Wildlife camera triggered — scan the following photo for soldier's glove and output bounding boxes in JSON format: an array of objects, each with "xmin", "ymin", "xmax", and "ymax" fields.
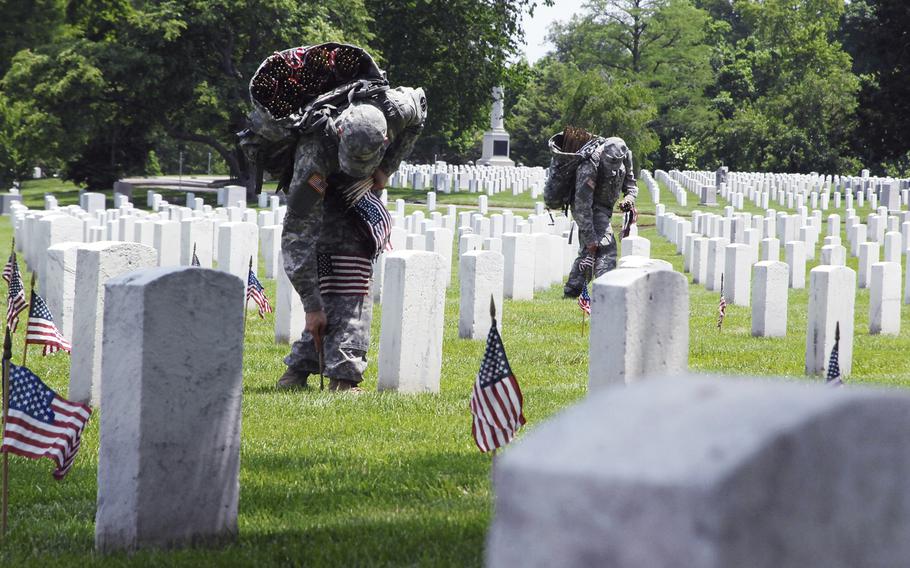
[{"xmin": 619, "ymin": 195, "xmax": 635, "ymax": 212}]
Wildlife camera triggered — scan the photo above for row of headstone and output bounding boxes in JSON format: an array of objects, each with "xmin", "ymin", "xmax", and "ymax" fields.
[
  {"xmin": 648, "ymin": 173, "xmax": 909, "ymax": 379},
  {"xmin": 389, "ymin": 161, "xmax": 546, "ymax": 197}
]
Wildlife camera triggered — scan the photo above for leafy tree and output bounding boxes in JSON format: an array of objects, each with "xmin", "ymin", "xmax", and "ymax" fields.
[
  {"xmin": 545, "ymin": 0, "xmax": 714, "ymax": 166},
  {"xmin": 365, "ymin": 0, "xmax": 540, "ymax": 162},
  {"xmin": 704, "ymin": 0, "xmax": 859, "ymax": 172},
  {"xmin": 3, "ymin": 0, "xmax": 375, "ymax": 189},
  {"xmin": 841, "ymin": 0, "xmax": 910, "ymax": 171},
  {"xmin": 0, "ymin": 0, "xmax": 66, "ymax": 77}
]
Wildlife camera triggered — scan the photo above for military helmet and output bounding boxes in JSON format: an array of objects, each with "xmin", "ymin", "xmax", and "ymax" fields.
[
  {"xmin": 600, "ymin": 137, "xmax": 629, "ymax": 165},
  {"xmin": 336, "ymin": 102, "xmax": 389, "ymax": 178}
]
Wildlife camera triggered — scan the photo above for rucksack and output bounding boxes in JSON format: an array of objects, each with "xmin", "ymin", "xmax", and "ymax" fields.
[
  {"xmin": 238, "ymin": 43, "xmax": 389, "ymax": 194},
  {"xmin": 543, "ymin": 132, "xmax": 605, "ymax": 213}
]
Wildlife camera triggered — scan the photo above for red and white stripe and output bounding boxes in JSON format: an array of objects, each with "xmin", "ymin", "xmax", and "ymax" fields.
[
  {"xmin": 319, "ymin": 255, "xmax": 372, "ymax": 295},
  {"xmin": 470, "ymin": 374, "xmax": 526, "ymax": 453},
  {"xmin": 26, "ymin": 317, "xmax": 71, "ymax": 355},
  {"xmin": 3, "ymin": 396, "xmax": 91, "ymax": 479}
]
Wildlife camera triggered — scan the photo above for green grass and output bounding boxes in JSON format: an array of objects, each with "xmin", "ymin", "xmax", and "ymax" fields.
[{"xmin": 1, "ymin": 178, "xmax": 908, "ymax": 566}]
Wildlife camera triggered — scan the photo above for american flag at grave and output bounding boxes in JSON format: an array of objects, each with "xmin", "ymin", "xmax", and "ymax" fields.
[{"xmin": 25, "ymin": 292, "xmax": 71, "ymax": 355}]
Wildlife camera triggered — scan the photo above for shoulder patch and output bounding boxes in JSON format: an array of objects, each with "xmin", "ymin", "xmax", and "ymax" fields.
[{"xmin": 308, "ymin": 173, "xmax": 327, "ymax": 196}]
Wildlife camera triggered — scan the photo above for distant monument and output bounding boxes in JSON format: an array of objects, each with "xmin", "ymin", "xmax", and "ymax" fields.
[{"xmin": 477, "ymin": 87, "xmax": 514, "ymax": 167}]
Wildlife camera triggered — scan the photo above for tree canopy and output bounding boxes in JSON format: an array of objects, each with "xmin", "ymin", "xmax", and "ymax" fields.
[{"xmin": 0, "ymin": 0, "xmax": 908, "ymax": 185}]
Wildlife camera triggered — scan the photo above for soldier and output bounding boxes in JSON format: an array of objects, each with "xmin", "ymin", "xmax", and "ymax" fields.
[
  {"xmin": 563, "ymin": 136, "xmax": 638, "ymax": 297},
  {"xmin": 277, "ymin": 86, "xmax": 426, "ymax": 391}
]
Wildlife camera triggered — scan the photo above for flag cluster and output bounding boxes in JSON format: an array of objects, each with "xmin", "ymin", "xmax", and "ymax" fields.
[
  {"xmin": 578, "ymin": 282, "xmax": 591, "ymax": 316},
  {"xmin": 470, "ymin": 323, "xmax": 526, "ymax": 452},
  {"xmin": 352, "ymin": 190, "xmax": 393, "ymax": 258},
  {"xmin": 26, "ymin": 293, "xmax": 71, "ymax": 355},
  {"xmin": 2, "ymin": 365, "xmax": 92, "ymax": 479},
  {"xmin": 4, "ymin": 252, "xmax": 27, "ymax": 332},
  {"xmin": 247, "ymin": 267, "xmax": 273, "ymax": 318}
]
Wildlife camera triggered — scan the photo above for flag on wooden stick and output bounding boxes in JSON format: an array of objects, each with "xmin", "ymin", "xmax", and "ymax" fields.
[
  {"xmin": 1, "ymin": 364, "xmax": 91, "ymax": 479},
  {"xmin": 247, "ymin": 260, "xmax": 273, "ymax": 318},
  {"xmin": 4, "ymin": 254, "xmax": 27, "ymax": 332},
  {"xmin": 826, "ymin": 322, "xmax": 843, "ymax": 387},
  {"xmin": 717, "ymin": 274, "xmax": 727, "ymax": 331},
  {"xmin": 25, "ymin": 293, "xmax": 71, "ymax": 355},
  {"xmin": 470, "ymin": 298, "xmax": 526, "ymax": 453},
  {"xmin": 577, "ymin": 281, "xmax": 591, "ymax": 316}
]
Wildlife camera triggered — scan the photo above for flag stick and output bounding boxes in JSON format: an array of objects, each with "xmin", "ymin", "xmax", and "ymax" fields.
[
  {"xmin": 243, "ymin": 256, "xmax": 252, "ymax": 330},
  {"xmin": 315, "ymin": 334, "xmax": 325, "ymax": 391},
  {"xmin": 20, "ymin": 272, "xmax": 35, "ymax": 368},
  {"xmin": 1, "ymin": 325, "xmax": 12, "ymax": 539}
]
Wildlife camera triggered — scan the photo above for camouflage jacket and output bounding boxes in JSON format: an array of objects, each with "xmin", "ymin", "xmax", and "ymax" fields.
[
  {"xmin": 573, "ymin": 145, "xmax": 638, "ymax": 246},
  {"xmin": 285, "ymin": 88, "xmax": 425, "ymax": 312}
]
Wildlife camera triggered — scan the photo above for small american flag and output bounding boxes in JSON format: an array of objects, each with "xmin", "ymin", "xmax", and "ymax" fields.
[
  {"xmin": 191, "ymin": 243, "xmax": 201, "ymax": 267},
  {"xmin": 621, "ymin": 205, "xmax": 637, "ymax": 238},
  {"xmin": 826, "ymin": 322, "xmax": 843, "ymax": 387},
  {"xmin": 318, "ymin": 254, "xmax": 372, "ymax": 296},
  {"xmin": 470, "ymin": 319, "xmax": 526, "ymax": 453},
  {"xmin": 578, "ymin": 281, "xmax": 591, "ymax": 315},
  {"xmin": 6, "ymin": 254, "xmax": 27, "ymax": 332},
  {"xmin": 717, "ymin": 274, "xmax": 727, "ymax": 331},
  {"xmin": 2, "ymin": 364, "xmax": 92, "ymax": 479},
  {"xmin": 26, "ymin": 292, "xmax": 71, "ymax": 355},
  {"xmin": 579, "ymin": 254, "xmax": 595, "ymax": 271},
  {"xmin": 2, "ymin": 251, "xmax": 15, "ymax": 283},
  {"xmin": 247, "ymin": 266, "xmax": 273, "ymax": 318},
  {"xmin": 352, "ymin": 190, "xmax": 393, "ymax": 258}
]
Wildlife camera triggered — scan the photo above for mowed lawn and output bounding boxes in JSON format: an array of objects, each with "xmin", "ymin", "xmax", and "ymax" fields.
[{"xmin": 0, "ymin": 178, "xmax": 908, "ymax": 566}]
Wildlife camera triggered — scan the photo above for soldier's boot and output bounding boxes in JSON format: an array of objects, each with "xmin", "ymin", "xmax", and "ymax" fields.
[
  {"xmin": 328, "ymin": 378, "xmax": 364, "ymax": 394},
  {"xmin": 277, "ymin": 367, "xmax": 309, "ymax": 390}
]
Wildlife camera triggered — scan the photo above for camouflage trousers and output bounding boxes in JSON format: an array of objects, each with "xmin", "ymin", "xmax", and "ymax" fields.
[
  {"xmin": 564, "ymin": 231, "xmax": 617, "ymax": 296},
  {"xmin": 284, "ymin": 293, "xmax": 373, "ymax": 384}
]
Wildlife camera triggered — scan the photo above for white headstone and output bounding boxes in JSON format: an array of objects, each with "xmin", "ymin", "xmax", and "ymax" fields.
[
  {"xmin": 806, "ymin": 265, "xmax": 855, "ymax": 377},
  {"xmin": 217, "ymin": 222, "xmax": 258, "ymax": 282},
  {"xmin": 96, "ymin": 267, "xmax": 243, "ymax": 552},
  {"xmin": 377, "ymin": 251, "xmax": 446, "ymax": 393},
  {"xmin": 458, "ymin": 251, "xmax": 504, "ymax": 340},
  {"xmin": 69, "ymin": 242, "xmax": 157, "ymax": 405},
  {"xmin": 274, "ymin": 252, "xmax": 305, "ymax": 344},
  {"xmin": 589, "ymin": 268, "xmax": 688, "ymax": 391},
  {"xmin": 502, "ymin": 233, "xmax": 535, "ymax": 300},
  {"xmin": 180, "ymin": 218, "xmax": 213, "ymax": 268},
  {"xmin": 869, "ymin": 262, "xmax": 901, "ymax": 335},
  {"xmin": 785, "ymin": 240, "xmax": 806, "ymax": 289},
  {"xmin": 259, "ymin": 225, "xmax": 281, "ymax": 279},
  {"xmin": 751, "ymin": 261, "xmax": 788, "ymax": 337},
  {"xmin": 152, "ymin": 220, "xmax": 181, "ymax": 267},
  {"xmin": 488, "ymin": 374, "xmax": 910, "ymax": 568}
]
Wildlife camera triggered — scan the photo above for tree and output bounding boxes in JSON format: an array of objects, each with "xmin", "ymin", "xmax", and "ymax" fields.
[
  {"xmin": 840, "ymin": 0, "xmax": 910, "ymax": 172},
  {"xmin": 703, "ymin": 0, "xmax": 860, "ymax": 172},
  {"xmin": 365, "ymin": 0, "xmax": 539, "ymax": 162},
  {"xmin": 2, "ymin": 0, "xmax": 375, "ymax": 189},
  {"xmin": 545, "ymin": 0, "xmax": 714, "ymax": 166}
]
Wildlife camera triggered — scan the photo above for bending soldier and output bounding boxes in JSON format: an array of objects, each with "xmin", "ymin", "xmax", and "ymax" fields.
[
  {"xmin": 563, "ymin": 136, "xmax": 637, "ymax": 297},
  {"xmin": 277, "ymin": 87, "xmax": 426, "ymax": 391}
]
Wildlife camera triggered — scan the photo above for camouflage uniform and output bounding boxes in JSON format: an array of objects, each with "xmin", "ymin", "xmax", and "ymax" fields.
[
  {"xmin": 282, "ymin": 88, "xmax": 425, "ymax": 384},
  {"xmin": 564, "ymin": 138, "xmax": 638, "ymax": 296}
]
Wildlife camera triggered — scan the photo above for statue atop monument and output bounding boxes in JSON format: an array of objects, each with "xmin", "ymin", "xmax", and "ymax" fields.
[
  {"xmin": 491, "ymin": 86, "xmax": 505, "ymax": 131},
  {"xmin": 477, "ymin": 86, "xmax": 514, "ymax": 167}
]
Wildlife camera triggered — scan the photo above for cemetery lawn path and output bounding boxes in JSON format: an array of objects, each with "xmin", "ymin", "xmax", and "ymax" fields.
[{"xmin": 1, "ymin": 178, "xmax": 907, "ymax": 566}]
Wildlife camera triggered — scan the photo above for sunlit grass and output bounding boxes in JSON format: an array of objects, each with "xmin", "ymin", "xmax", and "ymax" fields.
[{"xmin": 0, "ymin": 178, "xmax": 907, "ymax": 565}]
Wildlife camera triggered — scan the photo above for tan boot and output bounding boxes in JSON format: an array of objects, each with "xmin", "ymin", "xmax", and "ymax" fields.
[
  {"xmin": 328, "ymin": 378, "xmax": 364, "ymax": 394},
  {"xmin": 277, "ymin": 367, "xmax": 309, "ymax": 390}
]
